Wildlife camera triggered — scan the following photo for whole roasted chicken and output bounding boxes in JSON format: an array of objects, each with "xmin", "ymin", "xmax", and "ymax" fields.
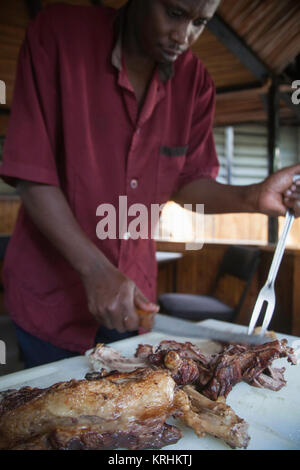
[
  {"xmin": 0, "ymin": 368, "xmax": 180, "ymax": 450},
  {"xmin": 0, "ymin": 337, "xmax": 296, "ymax": 450},
  {"xmin": 0, "ymin": 367, "xmax": 249, "ymax": 450}
]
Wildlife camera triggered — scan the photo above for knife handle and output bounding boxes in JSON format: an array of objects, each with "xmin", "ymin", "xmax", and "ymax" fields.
[{"xmin": 136, "ymin": 308, "xmax": 156, "ymax": 330}]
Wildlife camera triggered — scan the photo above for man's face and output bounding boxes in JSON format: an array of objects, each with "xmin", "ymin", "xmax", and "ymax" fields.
[{"xmin": 132, "ymin": 0, "xmax": 220, "ymax": 64}]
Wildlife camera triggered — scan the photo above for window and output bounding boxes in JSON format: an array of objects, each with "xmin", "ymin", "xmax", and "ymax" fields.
[{"xmin": 157, "ymin": 124, "xmax": 300, "ymax": 248}]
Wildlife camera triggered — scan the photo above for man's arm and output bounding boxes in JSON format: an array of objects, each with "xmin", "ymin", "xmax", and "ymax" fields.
[
  {"xmin": 172, "ymin": 178, "xmax": 259, "ymax": 214},
  {"xmin": 173, "ymin": 164, "xmax": 300, "ymax": 217},
  {"xmin": 17, "ymin": 181, "xmax": 158, "ymax": 332}
]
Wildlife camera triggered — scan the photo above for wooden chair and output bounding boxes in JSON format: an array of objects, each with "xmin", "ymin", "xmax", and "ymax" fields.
[{"xmin": 158, "ymin": 245, "xmax": 261, "ymax": 323}]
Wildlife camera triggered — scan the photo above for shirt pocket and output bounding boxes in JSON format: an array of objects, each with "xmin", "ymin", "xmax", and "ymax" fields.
[{"xmin": 157, "ymin": 145, "xmax": 188, "ymax": 203}]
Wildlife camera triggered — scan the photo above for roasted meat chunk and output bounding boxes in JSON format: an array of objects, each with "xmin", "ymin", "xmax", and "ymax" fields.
[
  {"xmin": 0, "ymin": 368, "xmax": 183, "ymax": 450},
  {"xmin": 200, "ymin": 340, "xmax": 296, "ymax": 400},
  {"xmin": 89, "ymin": 338, "xmax": 296, "ymax": 400},
  {"xmin": 0, "ymin": 366, "xmax": 250, "ymax": 450},
  {"xmin": 182, "ymin": 385, "xmax": 250, "ymax": 449}
]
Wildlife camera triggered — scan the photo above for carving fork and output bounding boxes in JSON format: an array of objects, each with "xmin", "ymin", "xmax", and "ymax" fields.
[{"xmin": 248, "ymin": 175, "xmax": 300, "ymax": 336}]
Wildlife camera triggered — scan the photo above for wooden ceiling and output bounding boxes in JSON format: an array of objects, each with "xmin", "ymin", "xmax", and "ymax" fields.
[
  {"xmin": 219, "ymin": 0, "xmax": 300, "ymax": 74},
  {"xmin": 0, "ymin": 0, "xmax": 299, "ymax": 133}
]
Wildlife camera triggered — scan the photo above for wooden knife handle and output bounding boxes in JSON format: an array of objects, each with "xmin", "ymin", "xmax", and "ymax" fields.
[{"xmin": 136, "ymin": 308, "xmax": 156, "ymax": 330}]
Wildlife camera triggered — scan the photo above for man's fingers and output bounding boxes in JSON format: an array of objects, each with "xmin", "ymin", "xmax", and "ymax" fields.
[
  {"xmin": 283, "ymin": 196, "xmax": 300, "ymax": 218},
  {"xmin": 284, "ymin": 179, "xmax": 300, "ymax": 217},
  {"xmin": 90, "ymin": 279, "xmax": 158, "ymax": 333},
  {"xmin": 134, "ymin": 288, "xmax": 159, "ymax": 331},
  {"xmin": 121, "ymin": 306, "xmax": 139, "ymax": 331},
  {"xmin": 110, "ymin": 305, "xmax": 133, "ymax": 333},
  {"xmin": 113, "ymin": 295, "xmax": 139, "ymax": 332},
  {"xmin": 134, "ymin": 288, "xmax": 160, "ymax": 312},
  {"xmin": 294, "ymin": 201, "xmax": 300, "ymax": 218},
  {"xmin": 123, "ymin": 313, "xmax": 139, "ymax": 332}
]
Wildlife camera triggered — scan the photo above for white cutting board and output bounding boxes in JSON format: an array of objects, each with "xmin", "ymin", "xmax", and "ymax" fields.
[{"xmin": 0, "ymin": 319, "xmax": 299, "ymax": 451}]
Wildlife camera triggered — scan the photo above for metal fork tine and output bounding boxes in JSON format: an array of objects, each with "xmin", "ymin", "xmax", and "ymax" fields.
[
  {"xmin": 248, "ymin": 289, "xmax": 267, "ymax": 335},
  {"xmin": 248, "ymin": 214, "xmax": 295, "ymax": 336},
  {"xmin": 260, "ymin": 296, "xmax": 276, "ymax": 336},
  {"xmin": 248, "ymin": 282, "xmax": 276, "ymax": 336},
  {"xmin": 247, "ymin": 174, "xmax": 300, "ymax": 337}
]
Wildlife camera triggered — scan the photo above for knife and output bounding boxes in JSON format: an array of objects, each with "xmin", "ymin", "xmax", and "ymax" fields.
[{"xmin": 152, "ymin": 313, "xmax": 274, "ymax": 346}]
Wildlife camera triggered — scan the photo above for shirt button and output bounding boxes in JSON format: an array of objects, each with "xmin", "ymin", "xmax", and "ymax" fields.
[
  {"xmin": 123, "ymin": 232, "xmax": 131, "ymax": 240},
  {"xmin": 130, "ymin": 178, "xmax": 138, "ymax": 189}
]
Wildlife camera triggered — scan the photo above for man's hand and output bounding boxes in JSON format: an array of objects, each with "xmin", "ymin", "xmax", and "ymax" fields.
[
  {"xmin": 283, "ymin": 177, "xmax": 300, "ymax": 217},
  {"xmin": 17, "ymin": 182, "xmax": 159, "ymax": 334},
  {"xmin": 255, "ymin": 164, "xmax": 300, "ymax": 217},
  {"xmin": 173, "ymin": 164, "xmax": 300, "ymax": 218},
  {"xmin": 81, "ymin": 262, "xmax": 159, "ymax": 333}
]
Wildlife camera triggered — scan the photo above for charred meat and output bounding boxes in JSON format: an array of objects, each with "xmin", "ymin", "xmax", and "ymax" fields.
[{"xmin": 90, "ymin": 339, "xmax": 296, "ymax": 399}]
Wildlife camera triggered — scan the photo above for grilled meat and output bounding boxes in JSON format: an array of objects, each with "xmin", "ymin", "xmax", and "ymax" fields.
[
  {"xmin": 1, "ymin": 337, "xmax": 295, "ymax": 450},
  {"xmin": 200, "ymin": 340, "xmax": 296, "ymax": 400},
  {"xmin": 182, "ymin": 385, "xmax": 250, "ymax": 449},
  {"xmin": 0, "ymin": 368, "xmax": 182, "ymax": 450},
  {"xmin": 90, "ymin": 339, "xmax": 296, "ymax": 399},
  {"xmin": 0, "ymin": 365, "xmax": 250, "ymax": 450}
]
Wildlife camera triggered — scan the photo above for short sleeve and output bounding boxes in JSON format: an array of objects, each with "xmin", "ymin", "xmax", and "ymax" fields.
[
  {"xmin": 0, "ymin": 8, "xmax": 61, "ymax": 187},
  {"xmin": 175, "ymin": 68, "xmax": 219, "ymax": 192}
]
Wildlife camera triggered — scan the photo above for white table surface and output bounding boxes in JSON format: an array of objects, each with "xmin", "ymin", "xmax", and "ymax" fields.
[
  {"xmin": 155, "ymin": 251, "xmax": 183, "ymax": 263},
  {"xmin": 0, "ymin": 317, "xmax": 299, "ymax": 451}
]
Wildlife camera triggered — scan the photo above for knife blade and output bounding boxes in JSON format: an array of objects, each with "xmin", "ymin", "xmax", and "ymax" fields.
[{"xmin": 152, "ymin": 314, "xmax": 274, "ymax": 346}]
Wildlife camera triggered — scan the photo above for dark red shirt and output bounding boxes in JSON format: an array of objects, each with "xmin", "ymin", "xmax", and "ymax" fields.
[{"xmin": 0, "ymin": 4, "xmax": 219, "ymax": 353}]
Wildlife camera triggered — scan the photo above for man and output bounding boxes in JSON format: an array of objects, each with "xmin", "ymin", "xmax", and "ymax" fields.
[{"xmin": 1, "ymin": 0, "xmax": 300, "ymax": 367}]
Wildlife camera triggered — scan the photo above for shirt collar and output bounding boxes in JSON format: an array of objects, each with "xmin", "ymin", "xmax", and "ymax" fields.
[{"xmin": 111, "ymin": 5, "xmax": 174, "ymax": 83}]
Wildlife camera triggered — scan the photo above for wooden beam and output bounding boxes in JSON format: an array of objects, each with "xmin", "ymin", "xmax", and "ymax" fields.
[
  {"xmin": 216, "ymin": 82, "xmax": 264, "ymax": 95},
  {"xmin": 217, "ymin": 84, "xmax": 269, "ymax": 101},
  {"xmin": 216, "ymin": 82, "xmax": 299, "ymax": 124},
  {"xmin": 207, "ymin": 14, "xmax": 271, "ymax": 81},
  {"xmin": 208, "ymin": 15, "xmax": 300, "ymax": 124}
]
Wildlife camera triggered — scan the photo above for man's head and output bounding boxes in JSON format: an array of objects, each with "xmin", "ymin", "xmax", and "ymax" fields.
[{"xmin": 127, "ymin": 0, "xmax": 220, "ymax": 64}]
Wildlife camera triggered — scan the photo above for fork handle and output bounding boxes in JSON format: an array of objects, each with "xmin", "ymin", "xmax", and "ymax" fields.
[
  {"xmin": 267, "ymin": 209, "xmax": 294, "ymax": 285},
  {"xmin": 266, "ymin": 173, "xmax": 300, "ymax": 284}
]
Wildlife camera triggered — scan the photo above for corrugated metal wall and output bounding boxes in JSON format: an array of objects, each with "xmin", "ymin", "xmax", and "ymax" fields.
[{"xmin": 215, "ymin": 124, "xmax": 300, "ymax": 185}]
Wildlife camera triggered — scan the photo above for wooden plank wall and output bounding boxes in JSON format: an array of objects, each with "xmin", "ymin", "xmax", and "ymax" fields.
[
  {"xmin": 2, "ymin": 200, "xmax": 300, "ymax": 245},
  {"xmin": 0, "ymin": 196, "xmax": 20, "ymax": 234}
]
